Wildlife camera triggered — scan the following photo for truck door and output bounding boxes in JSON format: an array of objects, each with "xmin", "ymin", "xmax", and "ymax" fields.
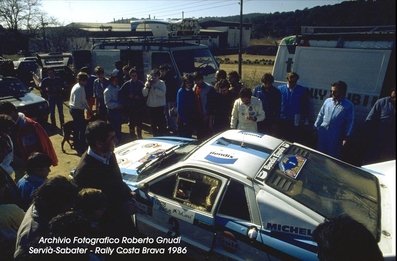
[{"xmin": 293, "ymin": 47, "xmax": 392, "ymax": 122}]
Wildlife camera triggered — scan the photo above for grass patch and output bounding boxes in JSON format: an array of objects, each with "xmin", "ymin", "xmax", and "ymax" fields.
[{"xmin": 217, "ymin": 54, "xmax": 275, "ymax": 88}]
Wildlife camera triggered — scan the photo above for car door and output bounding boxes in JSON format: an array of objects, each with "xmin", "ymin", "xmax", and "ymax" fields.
[
  {"xmin": 135, "ymin": 168, "xmax": 227, "ymax": 257},
  {"xmin": 212, "ymin": 179, "xmax": 270, "ymax": 261}
]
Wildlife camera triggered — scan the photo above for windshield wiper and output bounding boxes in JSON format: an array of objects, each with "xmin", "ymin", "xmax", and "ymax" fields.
[{"xmin": 137, "ymin": 145, "xmax": 181, "ymax": 174}]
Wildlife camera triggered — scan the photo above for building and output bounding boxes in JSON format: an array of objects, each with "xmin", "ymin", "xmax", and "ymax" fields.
[
  {"xmin": 33, "ymin": 20, "xmax": 252, "ymax": 53},
  {"xmin": 199, "ymin": 20, "xmax": 252, "ymax": 53}
]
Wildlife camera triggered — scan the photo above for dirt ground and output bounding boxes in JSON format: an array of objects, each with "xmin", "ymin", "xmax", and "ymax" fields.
[{"xmin": 44, "ymin": 100, "xmax": 153, "ymax": 178}]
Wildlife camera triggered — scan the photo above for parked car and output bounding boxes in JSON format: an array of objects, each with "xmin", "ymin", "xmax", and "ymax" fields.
[
  {"xmin": 0, "ymin": 56, "xmax": 15, "ymax": 76},
  {"xmin": 114, "ymin": 130, "xmax": 395, "ymax": 261},
  {"xmin": 0, "ymin": 76, "xmax": 49, "ymax": 123},
  {"xmin": 13, "ymin": 57, "xmax": 39, "ymax": 87},
  {"xmin": 33, "ymin": 52, "xmax": 75, "ymax": 99}
]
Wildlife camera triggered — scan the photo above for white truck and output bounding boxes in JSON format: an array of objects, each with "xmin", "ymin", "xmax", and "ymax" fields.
[
  {"xmin": 272, "ymin": 25, "xmax": 395, "ymax": 125},
  {"xmin": 72, "ymin": 35, "xmax": 219, "ymax": 84}
]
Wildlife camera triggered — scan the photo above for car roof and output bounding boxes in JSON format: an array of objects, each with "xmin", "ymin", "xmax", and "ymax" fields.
[{"xmin": 186, "ymin": 130, "xmax": 283, "ymax": 180}]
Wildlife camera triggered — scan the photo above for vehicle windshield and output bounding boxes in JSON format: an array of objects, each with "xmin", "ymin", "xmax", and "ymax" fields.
[
  {"xmin": 122, "ymin": 142, "xmax": 199, "ymax": 183},
  {"xmin": 264, "ymin": 144, "xmax": 380, "ymax": 240},
  {"xmin": 18, "ymin": 61, "xmax": 38, "ymax": 72},
  {"xmin": 0, "ymin": 78, "xmax": 29, "ymax": 97},
  {"xmin": 173, "ymin": 48, "xmax": 217, "ymax": 76}
]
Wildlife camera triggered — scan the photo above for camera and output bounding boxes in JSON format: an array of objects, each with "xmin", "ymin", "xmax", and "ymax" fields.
[{"xmin": 146, "ymin": 74, "xmax": 153, "ymax": 82}]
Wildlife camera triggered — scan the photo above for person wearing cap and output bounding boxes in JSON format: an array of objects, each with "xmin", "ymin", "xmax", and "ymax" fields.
[
  {"xmin": 104, "ymin": 72, "xmax": 122, "ymax": 143},
  {"xmin": 16, "ymin": 152, "xmax": 52, "ymax": 210},
  {"xmin": 143, "ymin": 69, "xmax": 167, "ymax": 136}
]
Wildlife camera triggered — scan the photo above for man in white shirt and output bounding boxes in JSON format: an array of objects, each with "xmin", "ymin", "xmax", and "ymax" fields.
[
  {"xmin": 104, "ymin": 73, "xmax": 122, "ymax": 143},
  {"xmin": 69, "ymin": 72, "xmax": 92, "ymax": 153},
  {"xmin": 142, "ymin": 69, "xmax": 167, "ymax": 136},
  {"xmin": 230, "ymin": 87, "xmax": 265, "ymax": 132}
]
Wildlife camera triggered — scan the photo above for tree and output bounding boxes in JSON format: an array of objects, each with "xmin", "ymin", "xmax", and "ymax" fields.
[{"xmin": 0, "ymin": 0, "xmax": 42, "ymax": 31}]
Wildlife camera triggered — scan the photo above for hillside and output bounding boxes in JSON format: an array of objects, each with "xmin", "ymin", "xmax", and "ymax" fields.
[
  {"xmin": 200, "ymin": 0, "xmax": 395, "ymax": 38},
  {"xmin": 115, "ymin": 0, "xmax": 395, "ymax": 38}
]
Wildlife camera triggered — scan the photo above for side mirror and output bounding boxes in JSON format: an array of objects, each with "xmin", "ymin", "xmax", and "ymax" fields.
[{"xmin": 247, "ymin": 226, "xmax": 258, "ymax": 241}]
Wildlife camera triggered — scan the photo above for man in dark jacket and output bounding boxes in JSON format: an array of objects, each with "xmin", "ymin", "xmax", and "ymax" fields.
[
  {"xmin": 73, "ymin": 120, "xmax": 135, "ymax": 236},
  {"xmin": 119, "ymin": 68, "xmax": 145, "ymax": 139}
]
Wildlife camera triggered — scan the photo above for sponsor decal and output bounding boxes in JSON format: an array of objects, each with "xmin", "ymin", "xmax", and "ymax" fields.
[
  {"xmin": 279, "ymin": 154, "xmax": 307, "ymax": 179},
  {"xmin": 205, "ymin": 151, "xmax": 238, "ymax": 164},
  {"xmin": 255, "ymin": 142, "xmax": 290, "ymax": 183},
  {"xmin": 266, "ymin": 223, "xmax": 312, "ymax": 236},
  {"xmin": 238, "ymin": 131, "xmax": 264, "ymax": 138},
  {"xmin": 154, "ymin": 200, "xmax": 195, "ymax": 224},
  {"xmin": 309, "ymin": 88, "xmax": 378, "ymax": 108},
  {"xmin": 143, "ymin": 143, "xmax": 161, "ymax": 149}
]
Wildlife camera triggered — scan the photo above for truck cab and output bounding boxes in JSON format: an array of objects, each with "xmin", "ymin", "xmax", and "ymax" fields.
[{"xmin": 73, "ymin": 36, "xmax": 219, "ymax": 85}]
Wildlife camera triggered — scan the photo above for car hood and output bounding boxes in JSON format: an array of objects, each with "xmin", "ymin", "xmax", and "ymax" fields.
[
  {"xmin": 115, "ymin": 136, "xmax": 194, "ymax": 187},
  {"xmin": 361, "ymin": 160, "xmax": 396, "ymax": 259},
  {"xmin": 1, "ymin": 91, "xmax": 47, "ymax": 107}
]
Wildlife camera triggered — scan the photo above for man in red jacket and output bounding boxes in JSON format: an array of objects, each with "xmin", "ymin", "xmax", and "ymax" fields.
[{"xmin": 0, "ymin": 102, "xmax": 58, "ymax": 180}]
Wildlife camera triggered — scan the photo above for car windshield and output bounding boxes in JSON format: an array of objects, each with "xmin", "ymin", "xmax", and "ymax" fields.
[
  {"xmin": 18, "ymin": 61, "xmax": 38, "ymax": 72},
  {"xmin": 0, "ymin": 78, "xmax": 29, "ymax": 97},
  {"xmin": 264, "ymin": 144, "xmax": 380, "ymax": 240},
  {"xmin": 173, "ymin": 48, "xmax": 217, "ymax": 76},
  {"xmin": 122, "ymin": 142, "xmax": 199, "ymax": 183}
]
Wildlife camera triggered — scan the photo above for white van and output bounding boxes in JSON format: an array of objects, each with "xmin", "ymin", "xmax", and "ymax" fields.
[
  {"xmin": 73, "ymin": 36, "xmax": 219, "ymax": 84},
  {"xmin": 272, "ymin": 26, "xmax": 395, "ymax": 124}
]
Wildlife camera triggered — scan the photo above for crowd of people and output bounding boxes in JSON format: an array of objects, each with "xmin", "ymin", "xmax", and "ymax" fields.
[
  {"xmin": 33, "ymin": 61, "xmax": 396, "ymax": 163},
  {"xmin": 0, "ymin": 60, "xmax": 395, "ymax": 260},
  {"xmin": 0, "ymin": 117, "xmax": 135, "ymax": 260}
]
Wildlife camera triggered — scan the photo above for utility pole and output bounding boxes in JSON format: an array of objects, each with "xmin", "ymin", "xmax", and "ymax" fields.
[
  {"xmin": 41, "ymin": 16, "xmax": 48, "ymax": 52},
  {"xmin": 182, "ymin": 11, "xmax": 184, "ymax": 19},
  {"xmin": 238, "ymin": 0, "xmax": 243, "ymax": 77}
]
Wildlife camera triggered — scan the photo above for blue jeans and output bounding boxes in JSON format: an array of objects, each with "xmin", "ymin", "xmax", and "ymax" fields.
[
  {"xmin": 49, "ymin": 96, "xmax": 64, "ymax": 126},
  {"xmin": 108, "ymin": 108, "xmax": 122, "ymax": 143}
]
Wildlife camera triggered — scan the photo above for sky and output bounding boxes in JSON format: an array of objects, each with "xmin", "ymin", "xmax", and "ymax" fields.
[{"xmin": 41, "ymin": 0, "xmax": 346, "ymax": 25}]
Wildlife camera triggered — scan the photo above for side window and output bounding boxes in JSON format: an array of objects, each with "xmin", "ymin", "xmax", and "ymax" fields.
[
  {"xmin": 218, "ymin": 180, "xmax": 251, "ymax": 222},
  {"xmin": 149, "ymin": 171, "xmax": 222, "ymax": 213},
  {"xmin": 149, "ymin": 174, "xmax": 177, "ymax": 199}
]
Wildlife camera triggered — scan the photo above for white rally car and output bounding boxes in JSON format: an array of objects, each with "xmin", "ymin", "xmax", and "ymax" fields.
[{"xmin": 115, "ymin": 130, "xmax": 395, "ymax": 260}]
